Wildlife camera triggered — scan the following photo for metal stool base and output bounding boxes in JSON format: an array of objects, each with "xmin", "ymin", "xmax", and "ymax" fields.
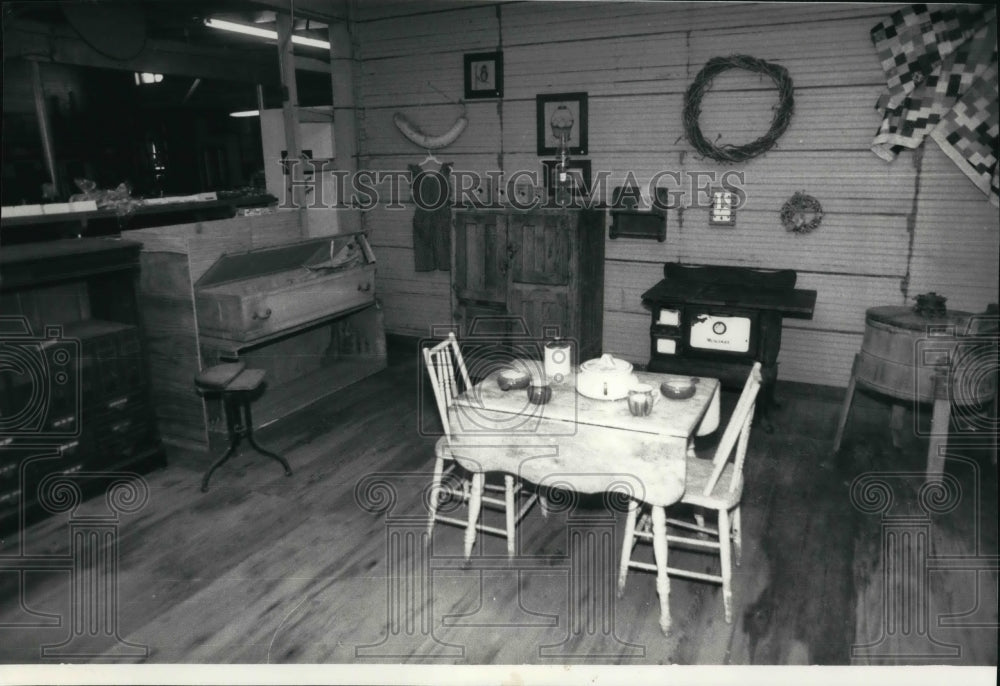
[{"xmin": 201, "ymin": 392, "xmax": 292, "ymax": 492}]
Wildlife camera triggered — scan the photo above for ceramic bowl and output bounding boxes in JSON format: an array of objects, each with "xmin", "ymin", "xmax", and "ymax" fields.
[
  {"xmin": 660, "ymin": 377, "xmax": 698, "ymax": 400},
  {"xmin": 576, "ymin": 354, "xmax": 637, "ymax": 400},
  {"xmin": 497, "ymin": 368, "xmax": 531, "ymax": 391}
]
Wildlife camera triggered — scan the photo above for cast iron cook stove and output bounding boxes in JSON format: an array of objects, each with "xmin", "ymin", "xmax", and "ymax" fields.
[{"xmin": 641, "ymin": 263, "xmax": 817, "ymax": 430}]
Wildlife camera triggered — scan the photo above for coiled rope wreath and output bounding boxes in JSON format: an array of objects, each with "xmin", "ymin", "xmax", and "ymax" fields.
[{"xmin": 683, "ymin": 55, "xmax": 795, "ymax": 163}]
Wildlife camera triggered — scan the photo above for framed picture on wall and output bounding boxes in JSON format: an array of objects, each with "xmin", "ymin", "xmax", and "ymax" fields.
[
  {"xmin": 464, "ymin": 51, "xmax": 503, "ymax": 99},
  {"xmin": 543, "ymin": 159, "xmax": 592, "ymax": 198},
  {"xmin": 536, "ymin": 92, "xmax": 588, "ymax": 155}
]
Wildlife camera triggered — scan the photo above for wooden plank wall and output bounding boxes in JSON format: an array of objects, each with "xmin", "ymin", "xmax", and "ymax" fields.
[{"xmin": 352, "ymin": 1, "xmax": 999, "ymax": 387}]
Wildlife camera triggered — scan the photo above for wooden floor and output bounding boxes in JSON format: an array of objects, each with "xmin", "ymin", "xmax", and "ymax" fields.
[{"xmin": 1, "ymin": 341, "xmax": 996, "ymax": 665}]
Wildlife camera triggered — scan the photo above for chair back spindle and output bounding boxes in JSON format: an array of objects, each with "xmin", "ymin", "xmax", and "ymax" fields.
[
  {"xmin": 423, "ymin": 333, "xmax": 472, "ymax": 441},
  {"xmin": 703, "ymin": 362, "xmax": 762, "ymax": 497}
]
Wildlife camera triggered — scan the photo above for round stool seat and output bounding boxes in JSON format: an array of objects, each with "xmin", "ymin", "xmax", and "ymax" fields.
[
  {"xmin": 194, "ymin": 362, "xmax": 289, "ymax": 492},
  {"xmin": 226, "ymin": 368, "xmax": 266, "ymax": 393},
  {"xmin": 195, "ymin": 362, "xmax": 246, "ymax": 392}
]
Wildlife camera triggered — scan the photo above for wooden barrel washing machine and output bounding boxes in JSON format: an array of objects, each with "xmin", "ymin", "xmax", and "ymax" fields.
[{"xmin": 833, "ymin": 294, "xmax": 998, "ymax": 476}]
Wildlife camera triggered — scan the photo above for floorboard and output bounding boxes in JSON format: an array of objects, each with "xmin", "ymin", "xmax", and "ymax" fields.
[{"xmin": 1, "ymin": 343, "xmax": 996, "ymax": 666}]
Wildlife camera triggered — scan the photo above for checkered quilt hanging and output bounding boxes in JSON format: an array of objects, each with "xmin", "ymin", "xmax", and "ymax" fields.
[{"xmin": 870, "ymin": 4, "xmax": 999, "ymax": 207}]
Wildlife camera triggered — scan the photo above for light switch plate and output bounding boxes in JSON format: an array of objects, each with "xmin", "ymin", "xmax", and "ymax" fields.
[{"xmin": 709, "ymin": 188, "xmax": 736, "ymax": 226}]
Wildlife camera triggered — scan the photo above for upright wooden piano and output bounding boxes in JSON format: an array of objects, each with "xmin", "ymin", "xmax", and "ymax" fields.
[{"xmin": 132, "ymin": 214, "xmax": 386, "ymax": 449}]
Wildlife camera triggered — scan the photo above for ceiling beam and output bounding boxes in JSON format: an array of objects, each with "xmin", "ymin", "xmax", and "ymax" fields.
[
  {"xmin": 246, "ymin": 0, "xmax": 349, "ymax": 24},
  {"xmin": 4, "ymin": 20, "xmax": 330, "ymax": 84}
]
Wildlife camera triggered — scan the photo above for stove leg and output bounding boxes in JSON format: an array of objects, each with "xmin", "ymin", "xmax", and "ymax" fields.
[
  {"xmin": 757, "ymin": 367, "xmax": 779, "ymax": 433},
  {"xmin": 757, "ymin": 402, "xmax": 774, "ymax": 434}
]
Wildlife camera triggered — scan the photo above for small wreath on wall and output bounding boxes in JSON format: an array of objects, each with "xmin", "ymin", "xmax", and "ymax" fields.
[
  {"xmin": 780, "ymin": 192, "xmax": 824, "ymax": 234},
  {"xmin": 683, "ymin": 54, "xmax": 795, "ymax": 163}
]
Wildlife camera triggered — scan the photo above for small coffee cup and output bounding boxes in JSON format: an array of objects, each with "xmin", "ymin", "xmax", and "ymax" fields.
[
  {"xmin": 527, "ymin": 383, "xmax": 552, "ymax": 405},
  {"xmin": 628, "ymin": 383, "xmax": 655, "ymax": 417}
]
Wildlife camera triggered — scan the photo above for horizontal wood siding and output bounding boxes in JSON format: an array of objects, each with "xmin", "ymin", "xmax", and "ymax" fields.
[
  {"xmin": 908, "ymin": 144, "xmax": 1000, "ymax": 313},
  {"xmin": 353, "ymin": 2, "xmax": 999, "ymax": 386}
]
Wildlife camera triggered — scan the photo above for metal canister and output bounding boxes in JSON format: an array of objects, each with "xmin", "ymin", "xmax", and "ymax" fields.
[{"xmin": 544, "ymin": 337, "xmax": 573, "ymax": 383}]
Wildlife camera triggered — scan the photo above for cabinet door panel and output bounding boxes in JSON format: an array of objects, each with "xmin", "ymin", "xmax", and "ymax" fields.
[
  {"xmin": 509, "ymin": 213, "xmax": 570, "ymax": 286},
  {"xmin": 509, "ymin": 286, "xmax": 571, "ymax": 341},
  {"xmin": 453, "ymin": 212, "xmax": 507, "ymax": 302}
]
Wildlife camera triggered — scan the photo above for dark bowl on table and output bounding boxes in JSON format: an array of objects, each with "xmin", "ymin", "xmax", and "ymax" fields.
[
  {"xmin": 497, "ymin": 368, "xmax": 531, "ymax": 391},
  {"xmin": 660, "ymin": 378, "xmax": 698, "ymax": 400}
]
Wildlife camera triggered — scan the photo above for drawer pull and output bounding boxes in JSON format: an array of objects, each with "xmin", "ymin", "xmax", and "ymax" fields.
[
  {"xmin": 253, "ymin": 307, "xmax": 272, "ymax": 320},
  {"xmin": 358, "ymin": 282, "xmax": 371, "ymax": 292}
]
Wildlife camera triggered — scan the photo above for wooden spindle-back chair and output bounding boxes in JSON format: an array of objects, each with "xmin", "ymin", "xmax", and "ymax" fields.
[
  {"xmin": 423, "ymin": 333, "xmax": 537, "ymax": 557},
  {"xmin": 618, "ymin": 362, "xmax": 762, "ymax": 624}
]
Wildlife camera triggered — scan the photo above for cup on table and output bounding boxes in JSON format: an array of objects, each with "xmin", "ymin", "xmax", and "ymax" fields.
[
  {"xmin": 628, "ymin": 383, "xmax": 655, "ymax": 417},
  {"xmin": 527, "ymin": 382, "xmax": 552, "ymax": 404}
]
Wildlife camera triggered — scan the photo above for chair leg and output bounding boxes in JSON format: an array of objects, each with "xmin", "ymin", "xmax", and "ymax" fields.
[
  {"xmin": 617, "ymin": 499, "xmax": 639, "ymax": 599},
  {"xmin": 719, "ymin": 507, "xmax": 733, "ymax": 623},
  {"xmin": 427, "ymin": 454, "xmax": 445, "ymax": 538},
  {"xmin": 832, "ymin": 356, "xmax": 859, "ymax": 453},
  {"xmin": 732, "ymin": 505, "xmax": 742, "ymax": 567},
  {"xmin": 504, "ymin": 474, "xmax": 516, "ymax": 558},
  {"xmin": 464, "ymin": 472, "xmax": 484, "ymax": 560},
  {"xmin": 651, "ymin": 506, "xmax": 671, "ymax": 635}
]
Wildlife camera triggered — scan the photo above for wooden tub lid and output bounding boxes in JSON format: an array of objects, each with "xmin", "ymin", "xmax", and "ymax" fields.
[{"xmin": 865, "ymin": 305, "xmax": 974, "ymax": 331}]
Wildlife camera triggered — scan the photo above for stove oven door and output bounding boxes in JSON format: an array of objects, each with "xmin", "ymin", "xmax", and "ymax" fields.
[{"xmin": 686, "ymin": 309, "xmax": 757, "ymax": 358}]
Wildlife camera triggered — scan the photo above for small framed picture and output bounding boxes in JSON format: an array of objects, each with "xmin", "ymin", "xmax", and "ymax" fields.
[
  {"xmin": 536, "ymin": 92, "xmax": 588, "ymax": 156},
  {"xmin": 464, "ymin": 51, "xmax": 503, "ymax": 99},
  {"xmin": 543, "ymin": 159, "xmax": 592, "ymax": 198}
]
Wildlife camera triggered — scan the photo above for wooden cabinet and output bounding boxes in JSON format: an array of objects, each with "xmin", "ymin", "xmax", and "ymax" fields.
[
  {"xmin": 0, "ymin": 238, "xmax": 166, "ymax": 532},
  {"xmin": 451, "ymin": 208, "xmax": 605, "ymax": 361}
]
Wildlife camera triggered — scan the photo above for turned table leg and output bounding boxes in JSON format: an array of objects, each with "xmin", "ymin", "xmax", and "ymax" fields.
[
  {"xmin": 617, "ymin": 499, "xmax": 639, "ymax": 599},
  {"xmin": 651, "ymin": 506, "xmax": 671, "ymax": 635}
]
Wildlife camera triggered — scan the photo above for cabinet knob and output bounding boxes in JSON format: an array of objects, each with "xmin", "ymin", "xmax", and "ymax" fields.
[
  {"xmin": 358, "ymin": 282, "xmax": 372, "ymax": 292},
  {"xmin": 253, "ymin": 307, "xmax": 272, "ymax": 320}
]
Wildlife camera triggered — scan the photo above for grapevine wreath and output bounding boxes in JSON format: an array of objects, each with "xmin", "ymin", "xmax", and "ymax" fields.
[
  {"xmin": 683, "ymin": 55, "xmax": 795, "ymax": 163},
  {"xmin": 780, "ymin": 192, "xmax": 824, "ymax": 234}
]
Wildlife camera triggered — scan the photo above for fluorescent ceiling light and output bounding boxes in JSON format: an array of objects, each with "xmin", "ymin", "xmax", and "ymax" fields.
[
  {"xmin": 134, "ymin": 72, "xmax": 163, "ymax": 85},
  {"xmin": 230, "ymin": 110, "xmax": 260, "ymax": 118},
  {"xmin": 204, "ymin": 18, "xmax": 330, "ymax": 50}
]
